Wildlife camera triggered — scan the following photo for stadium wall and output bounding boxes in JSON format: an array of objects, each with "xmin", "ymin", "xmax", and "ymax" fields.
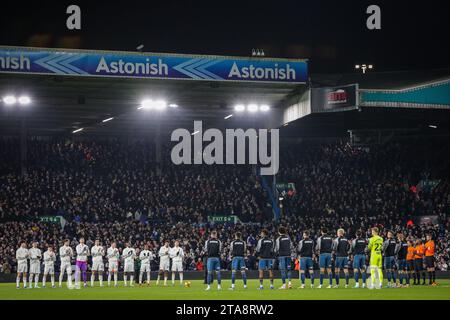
[{"xmin": 1, "ymin": 271, "xmax": 449, "ymax": 283}]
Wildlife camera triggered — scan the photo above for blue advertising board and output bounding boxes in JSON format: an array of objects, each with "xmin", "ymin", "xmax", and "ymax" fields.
[{"xmin": 0, "ymin": 46, "xmax": 308, "ymax": 84}]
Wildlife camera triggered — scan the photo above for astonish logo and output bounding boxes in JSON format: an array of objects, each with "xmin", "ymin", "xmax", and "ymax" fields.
[
  {"xmin": 0, "ymin": 54, "xmax": 31, "ymax": 71},
  {"xmin": 228, "ymin": 62, "xmax": 296, "ymax": 80}
]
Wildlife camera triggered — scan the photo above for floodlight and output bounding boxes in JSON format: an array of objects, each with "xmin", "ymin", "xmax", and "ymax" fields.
[
  {"xmin": 154, "ymin": 100, "xmax": 167, "ymax": 110},
  {"xmin": 234, "ymin": 104, "xmax": 245, "ymax": 112},
  {"xmin": 18, "ymin": 96, "xmax": 31, "ymax": 105},
  {"xmin": 140, "ymin": 99, "xmax": 153, "ymax": 109},
  {"xmin": 260, "ymin": 104, "xmax": 270, "ymax": 112},
  {"xmin": 247, "ymin": 104, "xmax": 258, "ymax": 112},
  {"xmin": 3, "ymin": 95, "xmax": 16, "ymax": 105}
]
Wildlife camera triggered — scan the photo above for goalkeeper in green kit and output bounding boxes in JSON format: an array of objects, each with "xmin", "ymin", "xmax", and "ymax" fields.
[{"xmin": 367, "ymin": 227, "xmax": 384, "ymax": 289}]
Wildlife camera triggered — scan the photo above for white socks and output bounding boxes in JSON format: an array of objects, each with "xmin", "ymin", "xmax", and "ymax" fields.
[{"xmin": 28, "ymin": 274, "xmax": 39, "ymax": 287}]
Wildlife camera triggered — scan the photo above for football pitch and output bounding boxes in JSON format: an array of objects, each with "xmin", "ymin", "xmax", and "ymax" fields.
[{"xmin": 1, "ymin": 279, "xmax": 449, "ymax": 300}]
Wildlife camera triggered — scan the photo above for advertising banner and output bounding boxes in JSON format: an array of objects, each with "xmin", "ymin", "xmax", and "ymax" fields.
[
  {"xmin": 0, "ymin": 46, "xmax": 308, "ymax": 84},
  {"xmin": 208, "ymin": 215, "xmax": 240, "ymax": 224},
  {"xmin": 312, "ymin": 84, "xmax": 359, "ymax": 112}
]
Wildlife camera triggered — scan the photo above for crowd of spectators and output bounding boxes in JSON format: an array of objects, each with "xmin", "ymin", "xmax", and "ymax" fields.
[
  {"xmin": 0, "ymin": 137, "xmax": 449, "ymax": 273},
  {"xmin": 0, "ymin": 213, "xmax": 448, "ymax": 273},
  {"xmin": 0, "ymin": 139, "xmax": 268, "ymax": 223}
]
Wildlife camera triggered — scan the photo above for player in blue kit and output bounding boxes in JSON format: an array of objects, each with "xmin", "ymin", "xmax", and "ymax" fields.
[
  {"xmin": 383, "ymin": 230, "xmax": 398, "ymax": 288},
  {"xmin": 229, "ymin": 232, "xmax": 247, "ymax": 290},
  {"xmin": 298, "ymin": 230, "xmax": 315, "ymax": 288},
  {"xmin": 256, "ymin": 229, "xmax": 275, "ymax": 290},
  {"xmin": 333, "ymin": 228, "xmax": 351, "ymax": 288},
  {"xmin": 275, "ymin": 226, "xmax": 294, "ymax": 289},
  {"xmin": 351, "ymin": 230, "xmax": 368, "ymax": 288},
  {"xmin": 316, "ymin": 227, "xmax": 334, "ymax": 288}
]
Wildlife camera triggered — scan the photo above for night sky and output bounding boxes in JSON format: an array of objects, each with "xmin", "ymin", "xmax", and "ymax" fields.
[{"xmin": 1, "ymin": 0, "xmax": 449, "ymax": 73}]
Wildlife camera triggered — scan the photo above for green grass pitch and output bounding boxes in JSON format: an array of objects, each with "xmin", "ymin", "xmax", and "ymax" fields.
[{"xmin": 1, "ymin": 280, "xmax": 449, "ymax": 300}]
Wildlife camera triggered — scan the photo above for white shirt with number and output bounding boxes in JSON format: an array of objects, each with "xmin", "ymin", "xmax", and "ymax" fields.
[
  {"xmin": 29, "ymin": 248, "xmax": 42, "ymax": 274},
  {"xmin": 59, "ymin": 245, "xmax": 73, "ymax": 274},
  {"xmin": 76, "ymin": 244, "xmax": 90, "ymax": 262},
  {"xmin": 16, "ymin": 248, "xmax": 29, "ymax": 273},
  {"xmin": 91, "ymin": 245, "xmax": 105, "ymax": 271},
  {"xmin": 139, "ymin": 250, "xmax": 154, "ymax": 272},
  {"xmin": 158, "ymin": 246, "xmax": 171, "ymax": 271},
  {"xmin": 122, "ymin": 247, "xmax": 136, "ymax": 273},
  {"xmin": 107, "ymin": 247, "xmax": 120, "ymax": 272},
  {"xmin": 169, "ymin": 246, "xmax": 184, "ymax": 272},
  {"xmin": 169, "ymin": 247, "xmax": 184, "ymax": 263},
  {"xmin": 43, "ymin": 251, "xmax": 56, "ymax": 274}
]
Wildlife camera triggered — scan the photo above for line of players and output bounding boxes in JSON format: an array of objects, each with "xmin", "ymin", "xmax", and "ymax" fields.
[
  {"xmin": 15, "ymin": 238, "xmax": 185, "ymax": 289},
  {"xmin": 15, "ymin": 226, "xmax": 437, "ymax": 290},
  {"xmin": 203, "ymin": 226, "xmax": 437, "ymax": 290}
]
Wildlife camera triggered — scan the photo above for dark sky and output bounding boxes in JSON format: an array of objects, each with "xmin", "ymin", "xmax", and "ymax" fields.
[{"xmin": 1, "ymin": 0, "xmax": 449, "ymax": 73}]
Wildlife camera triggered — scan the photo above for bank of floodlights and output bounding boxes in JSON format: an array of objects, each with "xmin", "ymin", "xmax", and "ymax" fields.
[
  {"xmin": 355, "ymin": 64, "xmax": 373, "ymax": 74},
  {"xmin": 2, "ymin": 95, "xmax": 31, "ymax": 106},
  {"xmin": 138, "ymin": 99, "xmax": 168, "ymax": 110},
  {"xmin": 233, "ymin": 103, "xmax": 270, "ymax": 113},
  {"xmin": 251, "ymin": 48, "xmax": 265, "ymax": 57}
]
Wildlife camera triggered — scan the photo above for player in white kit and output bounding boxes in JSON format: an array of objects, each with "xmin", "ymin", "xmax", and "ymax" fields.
[
  {"xmin": 169, "ymin": 240, "xmax": 185, "ymax": 286},
  {"xmin": 28, "ymin": 241, "xmax": 42, "ymax": 288},
  {"xmin": 16, "ymin": 242, "xmax": 29, "ymax": 288},
  {"xmin": 42, "ymin": 246, "xmax": 56, "ymax": 288},
  {"xmin": 156, "ymin": 240, "xmax": 171, "ymax": 286},
  {"xmin": 59, "ymin": 239, "xmax": 74, "ymax": 288},
  {"xmin": 122, "ymin": 242, "xmax": 136, "ymax": 286},
  {"xmin": 90, "ymin": 239, "xmax": 105, "ymax": 287},
  {"xmin": 107, "ymin": 242, "xmax": 120, "ymax": 287},
  {"xmin": 75, "ymin": 237, "xmax": 90, "ymax": 289},
  {"xmin": 139, "ymin": 244, "xmax": 154, "ymax": 286}
]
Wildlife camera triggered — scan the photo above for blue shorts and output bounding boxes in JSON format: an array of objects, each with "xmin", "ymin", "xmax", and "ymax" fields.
[
  {"xmin": 424, "ymin": 256, "xmax": 435, "ymax": 268},
  {"xmin": 384, "ymin": 256, "xmax": 395, "ymax": 269},
  {"xmin": 278, "ymin": 257, "xmax": 291, "ymax": 271},
  {"xmin": 335, "ymin": 257, "xmax": 348, "ymax": 269},
  {"xmin": 414, "ymin": 258, "xmax": 424, "ymax": 271},
  {"xmin": 397, "ymin": 259, "xmax": 407, "ymax": 271},
  {"xmin": 206, "ymin": 257, "xmax": 221, "ymax": 272},
  {"xmin": 353, "ymin": 254, "xmax": 366, "ymax": 270},
  {"xmin": 231, "ymin": 257, "xmax": 246, "ymax": 271},
  {"xmin": 319, "ymin": 253, "xmax": 332, "ymax": 269},
  {"xmin": 300, "ymin": 257, "xmax": 313, "ymax": 270},
  {"xmin": 258, "ymin": 258, "xmax": 273, "ymax": 270}
]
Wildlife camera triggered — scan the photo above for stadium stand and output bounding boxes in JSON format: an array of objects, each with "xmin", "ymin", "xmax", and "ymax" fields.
[{"xmin": 0, "ymin": 137, "xmax": 448, "ymax": 273}]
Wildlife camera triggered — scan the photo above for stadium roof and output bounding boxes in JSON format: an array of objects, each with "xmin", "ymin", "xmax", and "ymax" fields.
[
  {"xmin": 0, "ymin": 46, "xmax": 308, "ymax": 136},
  {"xmin": 311, "ymin": 68, "xmax": 450, "ymax": 90},
  {"xmin": 0, "ymin": 72, "xmax": 304, "ymax": 136},
  {"xmin": 0, "ymin": 46, "xmax": 449, "ymax": 138}
]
